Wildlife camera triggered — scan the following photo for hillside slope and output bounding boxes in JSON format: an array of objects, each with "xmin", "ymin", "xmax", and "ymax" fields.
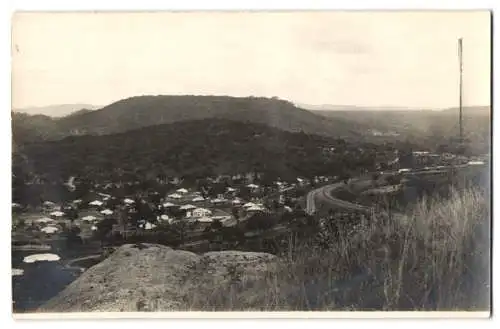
[
  {"xmin": 12, "ymin": 96, "xmax": 366, "ymax": 143},
  {"xmin": 14, "ymin": 119, "xmax": 367, "ymax": 184}
]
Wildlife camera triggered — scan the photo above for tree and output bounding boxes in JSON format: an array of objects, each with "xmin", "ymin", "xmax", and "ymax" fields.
[
  {"xmin": 231, "ymin": 207, "xmax": 240, "ymax": 220},
  {"xmin": 246, "ymin": 213, "xmax": 276, "ymax": 231},
  {"xmin": 65, "ymin": 206, "xmax": 79, "ymax": 223},
  {"xmin": 95, "ymin": 217, "xmax": 116, "ymax": 247},
  {"xmin": 66, "ymin": 225, "xmax": 83, "ymax": 247},
  {"xmin": 210, "ymin": 219, "xmax": 223, "ymax": 231}
]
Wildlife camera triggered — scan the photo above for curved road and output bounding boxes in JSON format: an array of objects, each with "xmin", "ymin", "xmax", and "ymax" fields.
[
  {"xmin": 306, "ymin": 163, "xmax": 485, "ymax": 216},
  {"xmin": 306, "ymin": 181, "xmax": 372, "ymax": 215}
]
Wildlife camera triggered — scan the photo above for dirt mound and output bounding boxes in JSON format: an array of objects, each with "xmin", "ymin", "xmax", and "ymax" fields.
[{"xmin": 39, "ymin": 244, "xmax": 277, "ymax": 312}]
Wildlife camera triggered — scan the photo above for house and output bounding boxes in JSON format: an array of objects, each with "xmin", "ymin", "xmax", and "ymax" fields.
[
  {"xmin": 41, "ymin": 226, "xmax": 59, "ymax": 234},
  {"xmin": 100, "ymin": 209, "xmax": 113, "ymax": 216},
  {"xmin": 180, "ymin": 204, "xmax": 196, "ymax": 211},
  {"xmin": 243, "ymin": 202, "xmax": 256, "ymax": 208},
  {"xmin": 50, "ymin": 211, "xmax": 65, "ymax": 218},
  {"xmin": 176, "ymin": 188, "xmax": 189, "ymax": 194},
  {"xmin": 89, "ymin": 200, "xmax": 104, "ymax": 207},
  {"xmin": 163, "ymin": 202, "xmax": 177, "ymax": 208},
  {"xmin": 192, "ymin": 207, "xmax": 213, "ymax": 217},
  {"xmin": 123, "ymin": 198, "xmax": 135, "ymax": 205},
  {"xmin": 42, "ymin": 201, "xmax": 57, "ymax": 210},
  {"xmin": 192, "ymin": 196, "xmax": 205, "ymax": 202},
  {"xmin": 247, "ymin": 184, "xmax": 259, "ymax": 189},
  {"xmin": 246, "ymin": 205, "xmax": 265, "ymax": 213},
  {"xmin": 232, "ymin": 199, "xmax": 242, "ymax": 205},
  {"xmin": 35, "ymin": 217, "xmax": 54, "ymax": 224},
  {"xmin": 210, "ymin": 198, "xmax": 225, "ymax": 205},
  {"xmin": 196, "ymin": 217, "xmax": 213, "ymax": 223},
  {"xmin": 167, "ymin": 193, "xmax": 182, "ymax": 199},
  {"xmin": 82, "ymin": 215, "xmax": 97, "ymax": 222}
]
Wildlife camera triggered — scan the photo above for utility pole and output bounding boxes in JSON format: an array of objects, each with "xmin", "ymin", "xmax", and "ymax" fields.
[{"xmin": 458, "ymin": 38, "xmax": 464, "ymax": 144}]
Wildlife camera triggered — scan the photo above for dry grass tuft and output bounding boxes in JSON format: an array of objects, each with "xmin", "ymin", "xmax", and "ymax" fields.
[{"xmin": 187, "ymin": 187, "xmax": 490, "ymax": 311}]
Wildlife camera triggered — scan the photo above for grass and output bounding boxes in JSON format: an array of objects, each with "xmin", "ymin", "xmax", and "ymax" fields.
[{"xmin": 186, "ymin": 186, "xmax": 490, "ymax": 311}]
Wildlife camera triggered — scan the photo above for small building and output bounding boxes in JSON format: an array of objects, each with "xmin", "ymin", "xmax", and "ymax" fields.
[
  {"xmin": 180, "ymin": 204, "xmax": 197, "ymax": 211},
  {"xmin": 82, "ymin": 215, "xmax": 97, "ymax": 222},
  {"xmin": 192, "ymin": 196, "xmax": 205, "ymax": 202},
  {"xmin": 100, "ymin": 209, "xmax": 113, "ymax": 216},
  {"xmin": 89, "ymin": 200, "xmax": 104, "ymax": 207},
  {"xmin": 192, "ymin": 207, "xmax": 213, "ymax": 217},
  {"xmin": 167, "ymin": 193, "xmax": 182, "ymax": 199},
  {"xmin": 176, "ymin": 188, "xmax": 189, "ymax": 194},
  {"xmin": 49, "ymin": 211, "xmax": 65, "ymax": 218}
]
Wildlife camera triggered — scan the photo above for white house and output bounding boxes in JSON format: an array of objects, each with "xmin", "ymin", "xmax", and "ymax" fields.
[
  {"xmin": 232, "ymin": 199, "xmax": 242, "ymax": 205},
  {"xmin": 123, "ymin": 198, "xmax": 135, "ymax": 204},
  {"xmin": 41, "ymin": 226, "xmax": 59, "ymax": 234},
  {"xmin": 192, "ymin": 196, "xmax": 205, "ymax": 202},
  {"xmin": 82, "ymin": 215, "xmax": 97, "ymax": 222},
  {"xmin": 196, "ymin": 217, "xmax": 213, "ymax": 223},
  {"xmin": 35, "ymin": 217, "xmax": 54, "ymax": 224},
  {"xmin": 192, "ymin": 207, "xmax": 213, "ymax": 217},
  {"xmin": 226, "ymin": 187, "xmax": 237, "ymax": 192},
  {"xmin": 243, "ymin": 202, "xmax": 256, "ymax": 208},
  {"xmin": 247, "ymin": 184, "xmax": 259, "ymax": 189},
  {"xmin": 100, "ymin": 209, "xmax": 113, "ymax": 216},
  {"xmin": 210, "ymin": 198, "xmax": 225, "ymax": 204},
  {"xmin": 176, "ymin": 188, "xmax": 189, "ymax": 194},
  {"xmin": 163, "ymin": 202, "xmax": 177, "ymax": 208},
  {"xmin": 43, "ymin": 201, "xmax": 56, "ymax": 207},
  {"xmin": 50, "ymin": 211, "xmax": 65, "ymax": 218},
  {"xmin": 160, "ymin": 214, "xmax": 169, "ymax": 221},
  {"xmin": 89, "ymin": 200, "xmax": 104, "ymax": 207},
  {"xmin": 180, "ymin": 204, "xmax": 196, "ymax": 211},
  {"xmin": 167, "ymin": 193, "xmax": 182, "ymax": 199},
  {"xmin": 246, "ymin": 205, "xmax": 265, "ymax": 213}
]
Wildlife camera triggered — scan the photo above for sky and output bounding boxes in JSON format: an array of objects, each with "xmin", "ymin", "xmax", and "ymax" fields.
[{"xmin": 11, "ymin": 11, "xmax": 491, "ymax": 110}]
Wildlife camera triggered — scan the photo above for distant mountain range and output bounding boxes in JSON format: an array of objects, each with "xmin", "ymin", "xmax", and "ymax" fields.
[
  {"xmin": 11, "ymin": 96, "xmax": 490, "ymax": 150},
  {"xmin": 12, "ymin": 96, "xmax": 367, "ymax": 144},
  {"xmin": 296, "ymin": 104, "xmax": 421, "ymax": 112},
  {"xmin": 12, "ymin": 104, "xmax": 101, "ymax": 117},
  {"xmin": 298, "ymin": 103, "xmax": 491, "ymax": 113}
]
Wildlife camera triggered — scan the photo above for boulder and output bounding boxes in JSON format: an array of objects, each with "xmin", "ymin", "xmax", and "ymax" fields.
[{"xmin": 39, "ymin": 244, "xmax": 277, "ymax": 312}]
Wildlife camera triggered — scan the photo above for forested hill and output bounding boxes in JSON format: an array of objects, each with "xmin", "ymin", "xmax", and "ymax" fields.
[
  {"xmin": 13, "ymin": 119, "xmax": 375, "ymax": 184},
  {"xmin": 12, "ymin": 96, "xmax": 367, "ymax": 143}
]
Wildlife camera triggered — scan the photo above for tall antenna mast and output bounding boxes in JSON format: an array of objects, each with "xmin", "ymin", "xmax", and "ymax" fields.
[{"xmin": 458, "ymin": 37, "xmax": 464, "ymax": 144}]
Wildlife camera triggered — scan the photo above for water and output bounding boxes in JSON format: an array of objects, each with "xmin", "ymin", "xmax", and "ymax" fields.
[{"xmin": 12, "ymin": 250, "xmax": 83, "ymax": 313}]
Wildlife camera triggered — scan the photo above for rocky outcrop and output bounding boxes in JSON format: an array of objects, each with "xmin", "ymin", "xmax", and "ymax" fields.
[{"xmin": 39, "ymin": 244, "xmax": 277, "ymax": 312}]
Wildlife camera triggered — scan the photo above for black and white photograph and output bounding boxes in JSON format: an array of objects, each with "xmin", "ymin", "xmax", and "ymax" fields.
[{"xmin": 10, "ymin": 11, "xmax": 491, "ymax": 316}]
